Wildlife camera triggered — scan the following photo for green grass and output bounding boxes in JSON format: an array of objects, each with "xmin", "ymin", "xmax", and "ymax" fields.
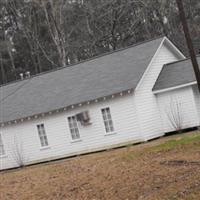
[
  {"xmin": 121, "ymin": 132, "xmax": 200, "ymax": 161},
  {"xmin": 151, "ymin": 132, "xmax": 200, "ymax": 152}
]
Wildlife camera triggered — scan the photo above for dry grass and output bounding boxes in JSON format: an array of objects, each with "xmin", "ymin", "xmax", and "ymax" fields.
[{"xmin": 0, "ymin": 131, "xmax": 200, "ymax": 200}]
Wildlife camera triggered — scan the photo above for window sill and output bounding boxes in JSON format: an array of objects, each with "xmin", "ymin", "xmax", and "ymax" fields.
[
  {"xmin": 40, "ymin": 146, "xmax": 51, "ymax": 151},
  {"xmin": 70, "ymin": 139, "xmax": 82, "ymax": 143},
  {"xmin": 104, "ymin": 132, "xmax": 117, "ymax": 136},
  {"xmin": 0, "ymin": 155, "xmax": 8, "ymax": 159}
]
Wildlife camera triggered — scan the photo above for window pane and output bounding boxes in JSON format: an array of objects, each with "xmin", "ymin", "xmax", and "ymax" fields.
[
  {"xmin": 107, "ymin": 113, "xmax": 111, "ymax": 120},
  {"xmin": 102, "ymin": 113, "xmax": 107, "ymax": 120},
  {"xmin": 44, "ymin": 138, "xmax": 48, "ymax": 146},
  {"xmin": 101, "ymin": 108, "xmax": 114, "ymax": 133},
  {"xmin": 104, "ymin": 121, "xmax": 109, "ymax": 128},
  {"xmin": 37, "ymin": 124, "xmax": 49, "ymax": 147},
  {"xmin": 75, "ymin": 128, "xmax": 80, "ymax": 138},
  {"xmin": 71, "ymin": 134, "xmax": 75, "ymax": 140},
  {"xmin": 73, "ymin": 135, "xmax": 77, "ymax": 140},
  {"xmin": 69, "ymin": 122, "xmax": 73, "ymax": 129},
  {"xmin": 0, "ymin": 134, "xmax": 5, "ymax": 155},
  {"xmin": 109, "ymin": 120, "xmax": 113, "ymax": 127},
  {"xmin": 105, "ymin": 127, "xmax": 110, "ymax": 133},
  {"xmin": 110, "ymin": 125, "xmax": 114, "ymax": 132},
  {"xmin": 73, "ymin": 120, "xmax": 77, "ymax": 128},
  {"xmin": 41, "ymin": 140, "xmax": 45, "ymax": 147},
  {"xmin": 68, "ymin": 116, "xmax": 80, "ymax": 140}
]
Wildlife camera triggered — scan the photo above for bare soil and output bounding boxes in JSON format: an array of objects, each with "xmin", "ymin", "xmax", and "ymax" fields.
[{"xmin": 0, "ymin": 131, "xmax": 200, "ymax": 200}]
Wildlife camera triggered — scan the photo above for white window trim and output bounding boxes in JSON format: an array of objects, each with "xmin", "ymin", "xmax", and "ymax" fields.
[
  {"xmin": 40, "ymin": 146, "xmax": 51, "ymax": 151},
  {"xmin": 104, "ymin": 131, "xmax": 117, "ymax": 136},
  {"xmin": 68, "ymin": 116, "xmax": 81, "ymax": 141},
  {"xmin": 37, "ymin": 124, "xmax": 49, "ymax": 148},
  {"xmin": 101, "ymin": 107, "xmax": 115, "ymax": 135},
  {"xmin": 70, "ymin": 138, "xmax": 82, "ymax": 143}
]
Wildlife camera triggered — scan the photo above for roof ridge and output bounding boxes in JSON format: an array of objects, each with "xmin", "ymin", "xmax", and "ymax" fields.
[{"xmin": 0, "ymin": 35, "xmax": 165, "ymax": 88}]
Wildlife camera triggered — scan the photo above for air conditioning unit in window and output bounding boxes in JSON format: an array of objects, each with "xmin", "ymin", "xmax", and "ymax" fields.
[{"xmin": 76, "ymin": 111, "xmax": 91, "ymax": 126}]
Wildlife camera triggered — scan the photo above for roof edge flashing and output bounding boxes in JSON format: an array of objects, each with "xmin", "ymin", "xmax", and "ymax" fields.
[{"xmin": 153, "ymin": 81, "xmax": 197, "ymax": 94}]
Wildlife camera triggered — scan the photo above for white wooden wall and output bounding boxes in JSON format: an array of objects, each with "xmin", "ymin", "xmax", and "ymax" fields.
[
  {"xmin": 193, "ymin": 85, "xmax": 200, "ymax": 125},
  {"xmin": 134, "ymin": 40, "xmax": 182, "ymax": 140},
  {"xmin": 0, "ymin": 94, "xmax": 141, "ymax": 170},
  {"xmin": 0, "ymin": 38, "xmax": 195, "ymax": 170},
  {"xmin": 156, "ymin": 86, "xmax": 200, "ymax": 133}
]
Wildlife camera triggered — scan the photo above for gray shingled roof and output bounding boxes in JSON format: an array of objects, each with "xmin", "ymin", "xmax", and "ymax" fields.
[
  {"xmin": 153, "ymin": 56, "xmax": 200, "ymax": 91},
  {"xmin": 0, "ymin": 37, "xmax": 164, "ymax": 124}
]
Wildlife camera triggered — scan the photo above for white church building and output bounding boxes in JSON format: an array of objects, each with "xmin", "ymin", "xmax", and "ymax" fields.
[{"xmin": 0, "ymin": 37, "xmax": 200, "ymax": 170}]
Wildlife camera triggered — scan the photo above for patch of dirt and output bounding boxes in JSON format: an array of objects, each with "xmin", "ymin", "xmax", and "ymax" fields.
[{"xmin": 0, "ymin": 131, "xmax": 200, "ymax": 200}]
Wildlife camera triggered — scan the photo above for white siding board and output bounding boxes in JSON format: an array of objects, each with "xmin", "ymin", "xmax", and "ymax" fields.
[
  {"xmin": 0, "ymin": 94, "xmax": 141, "ymax": 170},
  {"xmin": 134, "ymin": 42, "xmax": 180, "ymax": 140},
  {"xmin": 1, "ymin": 38, "xmax": 197, "ymax": 170},
  {"xmin": 157, "ymin": 86, "xmax": 199, "ymax": 132},
  {"xmin": 0, "ymin": 131, "xmax": 19, "ymax": 170},
  {"xmin": 193, "ymin": 85, "xmax": 200, "ymax": 125}
]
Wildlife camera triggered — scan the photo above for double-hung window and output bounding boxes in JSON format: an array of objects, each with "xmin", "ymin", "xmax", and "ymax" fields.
[
  {"xmin": 37, "ymin": 124, "xmax": 49, "ymax": 147},
  {"xmin": 0, "ymin": 134, "xmax": 5, "ymax": 156},
  {"xmin": 101, "ymin": 107, "xmax": 114, "ymax": 133},
  {"xmin": 68, "ymin": 116, "xmax": 80, "ymax": 140}
]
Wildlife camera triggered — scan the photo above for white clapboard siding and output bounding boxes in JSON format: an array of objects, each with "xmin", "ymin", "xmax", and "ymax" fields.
[
  {"xmin": 157, "ymin": 86, "xmax": 199, "ymax": 133},
  {"xmin": 1, "ymin": 38, "xmax": 198, "ymax": 171},
  {"xmin": 0, "ymin": 94, "xmax": 141, "ymax": 170},
  {"xmin": 134, "ymin": 40, "xmax": 183, "ymax": 140},
  {"xmin": 0, "ymin": 131, "xmax": 20, "ymax": 170},
  {"xmin": 193, "ymin": 85, "xmax": 200, "ymax": 124}
]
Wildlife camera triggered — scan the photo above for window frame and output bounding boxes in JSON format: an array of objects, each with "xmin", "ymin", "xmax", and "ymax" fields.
[
  {"xmin": 37, "ymin": 124, "xmax": 49, "ymax": 148},
  {"xmin": 101, "ymin": 107, "xmax": 115, "ymax": 134},
  {"xmin": 68, "ymin": 115, "xmax": 81, "ymax": 142}
]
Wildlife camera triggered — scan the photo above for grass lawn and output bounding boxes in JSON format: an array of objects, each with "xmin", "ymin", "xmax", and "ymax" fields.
[{"xmin": 0, "ymin": 131, "xmax": 200, "ymax": 200}]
